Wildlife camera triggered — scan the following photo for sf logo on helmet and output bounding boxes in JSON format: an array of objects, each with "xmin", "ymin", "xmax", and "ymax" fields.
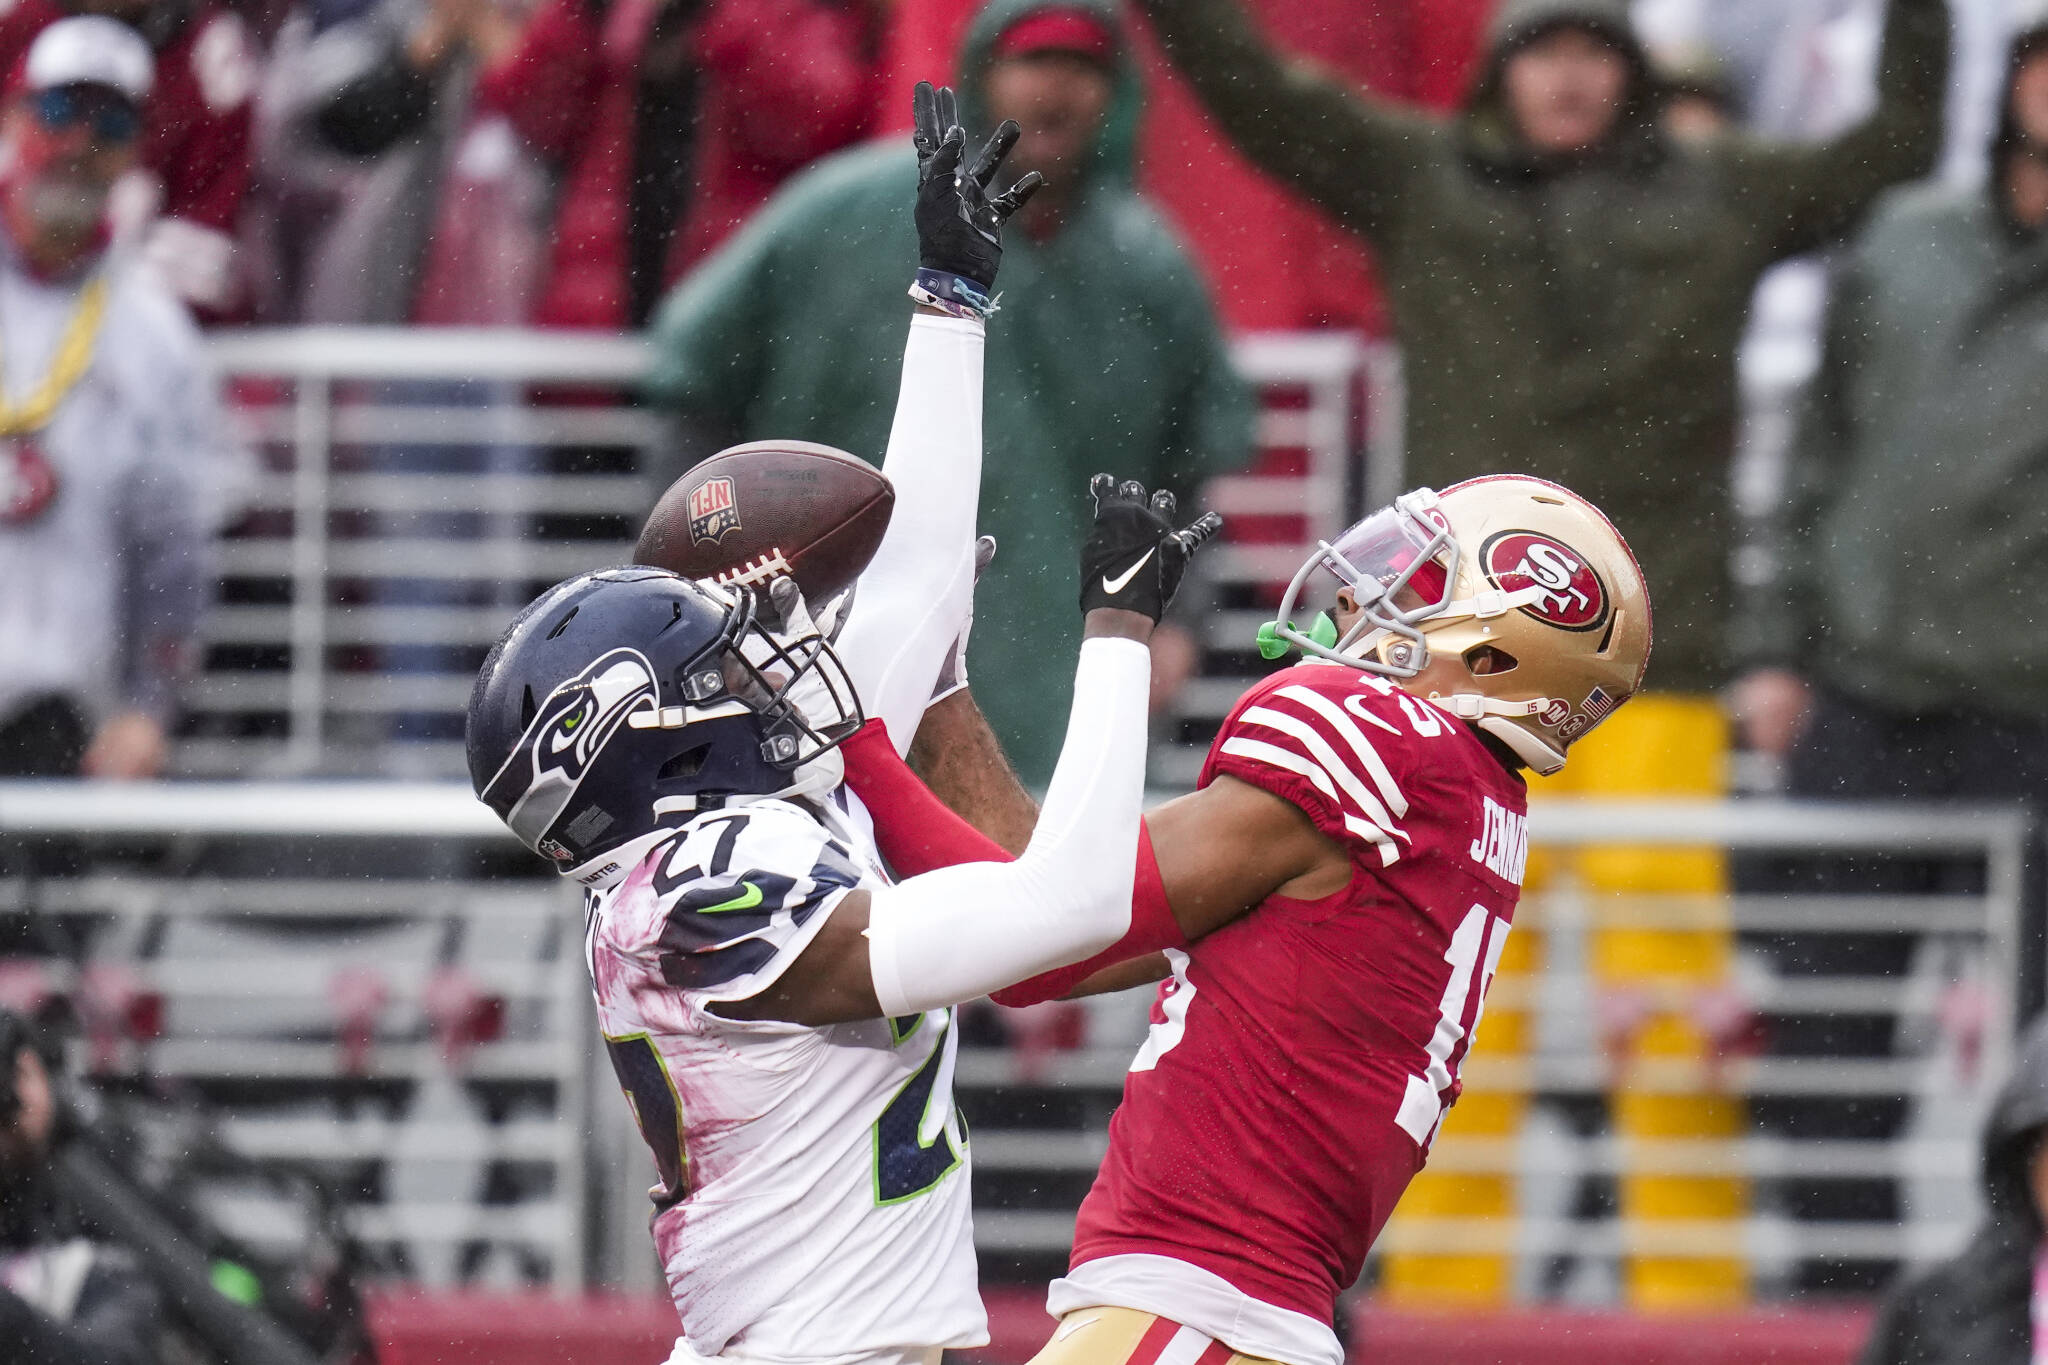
[{"xmin": 1481, "ymin": 531, "xmax": 1609, "ymax": 632}]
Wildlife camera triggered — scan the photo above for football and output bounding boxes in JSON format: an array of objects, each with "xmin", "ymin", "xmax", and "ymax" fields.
[{"xmin": 636, "ymin": 439, "xmax": 895, "ymax": 604}]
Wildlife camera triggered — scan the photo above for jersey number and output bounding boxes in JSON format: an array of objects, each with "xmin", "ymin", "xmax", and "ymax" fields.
[
  {"xmin": 1128, "ymin": 914, "xmax": 1507, "ymax": 1153},
  {"xmin": 1395, "ymin": 904, "xmax": 1507, "ymax": 1149},
  {"xmin": 874, "ymin": 1011, "xmax": 964, "ymax": 1205},
  {"xmin": 605, "ymin": 1016, "xmax": 963, "ymax": 1213},
  {"xmin": 604, "ymin": 1032, "xmax": 690, "ymax": 1206}
]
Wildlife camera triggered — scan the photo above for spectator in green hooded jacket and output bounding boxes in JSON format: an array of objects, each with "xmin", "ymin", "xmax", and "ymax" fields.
[
  {"xmin": 646, "ymin": 0, "xmax": 1252, "ymax": 787},
  {"xmin": 1132, "ymin": 0, "xmax": 1950, "ymax": 695},
  {"xmin": 1736, "ymin": 16, "xmax": 2048, "ymax": 768},
  {"xmin": 1720, "ymin": 13, "xmax": 2048, "ymax": 1297}
]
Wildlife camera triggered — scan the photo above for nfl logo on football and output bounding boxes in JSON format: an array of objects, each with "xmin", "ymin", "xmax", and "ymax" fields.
[{"xmin": 688, "ymin": 477, "xmax": 741, "ymax": 544}]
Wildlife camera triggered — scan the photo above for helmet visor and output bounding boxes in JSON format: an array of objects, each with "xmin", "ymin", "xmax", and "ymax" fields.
[
  {"xmin": 1261, "ymin": 490, "xmax": 1462, "ymax": 675},
  {"xmin": 1326, "ymin": 502, "xmax": 1455, "ymax": 620}
]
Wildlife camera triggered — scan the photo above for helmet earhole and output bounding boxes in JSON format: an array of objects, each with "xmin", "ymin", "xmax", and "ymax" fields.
[
  {"xmin": 657, "ymin": 744, "xmax": 710, "ymax": 782},
  {"xmin": 1466, "ymin": 645, "xmax": 1519, "ymax": 676}
]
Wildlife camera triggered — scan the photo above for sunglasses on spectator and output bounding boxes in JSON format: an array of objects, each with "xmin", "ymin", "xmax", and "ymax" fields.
[{"xmin": 31, "ymin": 85, "xmax": 142, "ymax": 143}]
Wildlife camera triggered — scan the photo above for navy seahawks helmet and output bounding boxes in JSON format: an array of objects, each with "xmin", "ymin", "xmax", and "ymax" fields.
[{"xmin": 466, "ymin": 567, "xmax": 861, "ymax": 879}]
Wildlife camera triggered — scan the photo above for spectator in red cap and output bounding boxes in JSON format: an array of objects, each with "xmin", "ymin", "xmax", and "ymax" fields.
[
  {"xmin": 0, "ymin": 0, "xmax": 257, "ymax": 318},
  {"xmin": 882, "ymin": 0, "xmax": 1496, "ymax": 334},
  {"xmin": 0, "ymin": 16, "xmax": 242, "ymax": 782},
  {"xmin": 977, "ymin": 7, "xmax": 1117, "ymax": 238}
]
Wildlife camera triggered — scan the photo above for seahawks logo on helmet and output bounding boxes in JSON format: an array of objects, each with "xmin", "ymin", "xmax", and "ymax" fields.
[{"xmin": 484, "ymin": 648, "xmax": 659, "ymax": 854}]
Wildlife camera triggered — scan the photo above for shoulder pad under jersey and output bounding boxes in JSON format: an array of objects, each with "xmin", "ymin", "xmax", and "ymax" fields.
[{"xmin": 603, "ymin": 802, "xmax": 864, "ymax": 1002}]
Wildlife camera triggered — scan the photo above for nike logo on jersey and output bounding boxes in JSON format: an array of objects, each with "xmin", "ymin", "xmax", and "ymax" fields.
[
  {"xmin": 699, "ymin": 882, "xmax": 765, "ymax": 914},
  {"xmin": 1101, "ymin": 547, "xmax": 1155, "ymax": 596}
]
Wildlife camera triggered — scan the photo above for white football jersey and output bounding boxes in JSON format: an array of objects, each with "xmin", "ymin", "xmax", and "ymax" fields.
[{"xmin": 584, "ymin": 796, "xmax": 984, "ymax": 1359}]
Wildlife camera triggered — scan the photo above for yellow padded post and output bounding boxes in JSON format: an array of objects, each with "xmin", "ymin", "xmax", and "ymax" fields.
[
  {"xmin": 1379, "ymin": 696, "xmax": 1742, "ymax": 1307},
  {"xmin": 1559, "ymin": 695, "xmax": 1747, "ymax": 1307}
]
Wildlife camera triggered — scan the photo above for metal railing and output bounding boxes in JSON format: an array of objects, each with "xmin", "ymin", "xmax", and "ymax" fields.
[
  {"xmin": 0, "ymin": 779, "xmax": 592, "ymax": 1289},
  {"xmin": 1, "ymin": 783, "xmax": 2026, "ymax": 1297},
  {"xmin": 943, "ymin": 799, "xmax": 2030, "ymax": 1296},
  {"xmin": 194, "ymin": 326, "xmax": 1390, "ymax": 781}
]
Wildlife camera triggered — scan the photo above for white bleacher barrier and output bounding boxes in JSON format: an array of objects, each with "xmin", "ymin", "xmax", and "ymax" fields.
[
  {"xmin": 0, "ymin": 785, "xmax": 2027, "ymax": 1295},
  {"xmin": 957, "ymin": 799, "xmax": 2031, "ymax": 1293},
  {"xmin": 0, "ymin": 779, "xmax": 593, "ymax": 1289},
  {"xmin": 195, "ymin": 326, "xmax": 1392, "ymax": 783}
]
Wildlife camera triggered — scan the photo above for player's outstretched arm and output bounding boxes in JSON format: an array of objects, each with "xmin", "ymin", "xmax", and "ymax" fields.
[
  {"xmin": 907, "ymin": 691, "xmax": 1039, "ymax": 856},
  {"xmin": 1132, "ymin": 0, "xmax": 1439, "ymax": 235},
  {"xmin": 832, "ymin": 82, "xmax": 1041, "ymax": 754},
  {"xmin": 716, "ymin": 478, "xmax": 1217, "ymax": 1026},
  {"xmin": 841, "ymin": 711, "xmax": 1351, "ymax": 1004}
]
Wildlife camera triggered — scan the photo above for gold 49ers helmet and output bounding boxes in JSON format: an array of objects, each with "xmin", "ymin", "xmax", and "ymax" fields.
[{"xmin": 1259, "ymin": 476, "xmax": 1652, "ymax": 774}]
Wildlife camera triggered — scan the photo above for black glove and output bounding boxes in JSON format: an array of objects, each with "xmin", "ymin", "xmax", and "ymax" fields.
[
  {"xmin": 912, "ymin": 80, "xmax": 1043, "ymax": 289},
  {"xmin": 1078, "ymin": 475, "xmax": 1224, "ymax": 624}
]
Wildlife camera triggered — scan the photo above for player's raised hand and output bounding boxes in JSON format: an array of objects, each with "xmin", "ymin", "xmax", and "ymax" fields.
[
  {"xmin": 912, "ymin": 79, "xmax": 1043, "ymax": 291},
  {"xmin": 1078, "ymin": 474, "xmax": 1223, "ymax": 625},
  {"xmin": 767, "ymin": 574, "xmax": 822, "ymax": 639}
]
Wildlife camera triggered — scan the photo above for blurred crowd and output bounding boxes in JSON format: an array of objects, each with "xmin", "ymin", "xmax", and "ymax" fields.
[
  {"xmin": 0, "ymin": 0, "xmax": 2034, "ymax": 786},
  {"xmin": 0, "ymin": 0, "xmax": 2046, "ymax": 1331}
]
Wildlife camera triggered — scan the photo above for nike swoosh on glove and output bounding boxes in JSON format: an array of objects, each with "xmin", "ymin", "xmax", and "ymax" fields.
[{"xmin": 1077, "ymin": 474, "xmax": 1224, "ymax": 623}]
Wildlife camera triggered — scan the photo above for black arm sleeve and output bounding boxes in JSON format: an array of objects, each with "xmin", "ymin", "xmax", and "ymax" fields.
[
  {"xmin": 1131, "ymin": 0, "xmax": 1445, "ymax": 236},
  {"xmin": 314, "ymin": 46, "xmax": 438, "ymax": 157}
]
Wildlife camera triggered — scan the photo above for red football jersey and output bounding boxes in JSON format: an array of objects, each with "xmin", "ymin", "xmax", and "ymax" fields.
[{"xmin": 1057, "ymin": 660, "xmax": 1529, "ymax": 1356}]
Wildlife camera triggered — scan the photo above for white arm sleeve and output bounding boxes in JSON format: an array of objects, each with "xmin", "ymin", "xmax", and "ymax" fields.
[
  {"xmin": 834, "ymin": 312, "xmax": 985, "ymax": 755},
  {"xmin": 863, "ymin": 636, "xmax": 1150, "ymax": 1016}
]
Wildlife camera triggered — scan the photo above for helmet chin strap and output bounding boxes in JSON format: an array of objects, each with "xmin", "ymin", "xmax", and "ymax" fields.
[
  {"xmin": 1476, "ymin": 716, "xmax": 1568, "ymax": 776},
  {"xmin": 1419, "ymin": 669, "xmax": 1570, "ymax": 776},
  {"xmin": 770, "ymin": 744, "xmax": 846, "ymax": 805},
  {"xmin": 1410, "ymin": 686, "xmax": 1568, "ymax": 775},
  {"xmin": 1424, "ymin": 690, "xmax": 1553, "ymax": 723}
]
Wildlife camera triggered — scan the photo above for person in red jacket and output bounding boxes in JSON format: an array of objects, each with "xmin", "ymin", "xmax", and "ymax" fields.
[
  {"xmin": 470, "ymin": 0, "xmax": 884, "ymax": 330},
  {"xmin": 882, "ymin": 0, "xmax": 1493, "ymax": 332},
  {"xmin": 0, "ymin": 0, "xmax": 255, "ymax": 315}
]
